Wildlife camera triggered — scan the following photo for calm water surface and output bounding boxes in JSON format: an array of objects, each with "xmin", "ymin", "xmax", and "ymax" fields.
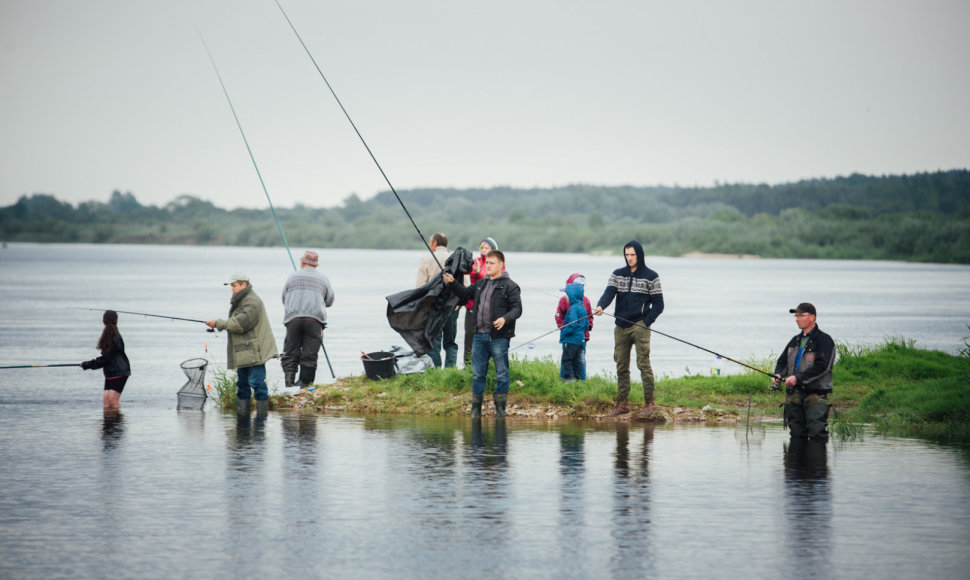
[
  {"xmin": 1, "ymin": 244, "xmax": 969, "ymax": 578},
  {"xmin": 1, "ymin": 405, "xmax": 968, "ymax": 578}
]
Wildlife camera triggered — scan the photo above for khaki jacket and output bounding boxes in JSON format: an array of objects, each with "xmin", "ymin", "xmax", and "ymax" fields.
[
  {"xmin": 416, "ymin": 246, "xmax": 452, "ymax": 287},
  {"xmin": 215, "ymin": 284, "xmax": 279, "ymax": 369}
]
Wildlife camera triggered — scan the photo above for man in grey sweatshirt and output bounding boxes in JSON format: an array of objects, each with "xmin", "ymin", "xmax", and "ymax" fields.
[{"xmin": 281, "ymin": 250, "xmax": 335, "ymax": 389}]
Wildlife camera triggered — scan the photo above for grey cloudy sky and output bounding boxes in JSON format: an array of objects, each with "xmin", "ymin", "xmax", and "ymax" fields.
[{"xmin": 2, "ymin": 0, "xmax": 968, "ymax": 209}]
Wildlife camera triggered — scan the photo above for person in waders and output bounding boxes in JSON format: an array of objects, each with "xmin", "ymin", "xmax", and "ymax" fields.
[
  {"xmin": 594, "ymin": 241, "xmax": 664, "ymax": 418},
  {"xmin": 80, "ymin": 310, "xmax": 131, "ymax": 410},
  {"xmin": 206, "ymin": 273, "xmax": 279, "ymax": 417},
  {"xmin": 443, "ymin": 249, "xmax": 522, "ymax": 418},
  {"xmin": 772, "ymin": 303, "xmax": 835, "ymax": 440},
  {"xmin": 281, "ymin": 250, "xmax": 334, "ymax": 390}
]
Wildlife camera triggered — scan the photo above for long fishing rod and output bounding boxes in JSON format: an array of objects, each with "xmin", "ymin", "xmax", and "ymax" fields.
[
  {"xmin": 199, "ymin": 30, "xmax": 335, "ymax": 378},
  {"xmin": 198, "ymin": 30, "xmax": 297, "ymax": 271},
  {"xmin": 0, "ymin": 363, "xmax": 78, "ymax": 370},
  {"xmin": 273, "ymin": 0, "xmax": 444, "ymax": 273},
  {"xmin": 598, "ymin": 311, "xmax": 775, "ymax": 378},
  {"xmin": 508, "ymin": 314, "xmax": 593, "ymax": 354},
  {"xmin": 73, "ymin": 307, "xmax": 215, "ymax": 332}
]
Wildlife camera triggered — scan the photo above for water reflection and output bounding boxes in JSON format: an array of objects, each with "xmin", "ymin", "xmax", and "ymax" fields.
[
  {"xmin": 101, "ymin": 409, "xmax": 125, "ymax": 452},
  {"xmin": 612, "ymin": 423, "xmax": 655, "ymax": 575},
  {"xmin": 783, "ymin": 439, "xmax": 832, "ymax": 576},
  {"xmin": 559, "ymin": 423, "xmax": 586, "ymax": 565},
  {"xmin": 281, "ymin": 411, "xmax": 318, "ymax": 467}
]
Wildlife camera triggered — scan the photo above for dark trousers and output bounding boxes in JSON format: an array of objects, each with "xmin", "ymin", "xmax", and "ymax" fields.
[
  {"xmin": 463, "ymin": 309, "xmax": 475, "ymax": 366},
  {"xmin": 430, "ymin": 308, "xmax": 460, "ymax": 368},
  {"xmin": 784, "ymin": 391, "xmax": 830, "ymax": 439},
  {"xmin": 282, "ymin": 318, "xmax": 323, "ymax": 373},
  {"xmin": 560, "ymin": 342, "xmax": 585, "ymax": 381}
]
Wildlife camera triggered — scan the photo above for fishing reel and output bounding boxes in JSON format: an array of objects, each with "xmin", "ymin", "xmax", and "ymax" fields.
[{"xmin": 770, "ymin": 374, "xmax": 784, "ymax": 391}]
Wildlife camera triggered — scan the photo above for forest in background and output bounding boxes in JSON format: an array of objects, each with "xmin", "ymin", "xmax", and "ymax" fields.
[{"xmin": 2, "ymin": 169, "xmax": 968, "ymax": 263}]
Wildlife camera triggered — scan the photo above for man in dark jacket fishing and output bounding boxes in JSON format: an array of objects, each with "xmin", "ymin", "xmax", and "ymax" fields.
[
  {"xmin": 443, "ymin": 249, "xmax": 522, "ymax": 418},
  {"xmin": 772, "ymin": 303, "xmax": 835, "ymax": 440},
  {"xmin": 206, "ymin": 273, "xmax": 279, "ymax": 417},
  {"xmin": 594, "ymin": 241, "xmax": 664, "ymax": 418}
]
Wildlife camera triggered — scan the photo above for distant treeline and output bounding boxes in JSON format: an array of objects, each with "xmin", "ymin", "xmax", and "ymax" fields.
[{"xmin": 2, "ymin": 169, "xmax": 969, "ymax": 263}]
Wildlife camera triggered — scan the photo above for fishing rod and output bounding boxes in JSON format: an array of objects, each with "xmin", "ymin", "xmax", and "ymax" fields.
[
  {"xmin": 272, "ymin": 0, "xmax": 444, "ymax": 273},
  {"xmin": 508, "ymin": 314, "xmax": 593, "ymax": 354},
  {"xmin": 598, "ymin": 311, "xmax": 776, "ymax": 378},
  {"xmin": 199, "ymin": 30, "xmax": 335, "ymax": 378},
  {"xmin": 198, "ymin": 30, "xmax": 296, "ymax": 271},
  {"xmin": 73, "ymin": 308, "xmax": 215, "ymax": 332},
  {"xmin": 0, "ymin": 363, "xmax": 78, "ymax": 370}
]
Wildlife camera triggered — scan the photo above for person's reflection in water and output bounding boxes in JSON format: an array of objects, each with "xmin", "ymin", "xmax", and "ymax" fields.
[
  {"xmin": 558, "ymin": 423, "xmax": 586, "ymax": 566},
  {"xmin": 101, "ymin": 409, "xmax": 125, "ymax": 452},
  {"xmin": 464, "ymin": 419, "xmax": 510, "ymax": 562},
  {"xmin": 469, "ymin": 418, "xmax": 508, "ymax": 472},
  {"xmin": 223, "ymin": 409, "xmax": 268, "ymax": 575},
  {"xmin": 281, "ymin": 411, "xmax": 317, "ymax": 468},
  {"xmin": 611, "ymin": 422, "xmax": 655, "ymax": 575},
  {"xmin": 782, "ymin": 438, "xmax": 832, "ymax": 576}
]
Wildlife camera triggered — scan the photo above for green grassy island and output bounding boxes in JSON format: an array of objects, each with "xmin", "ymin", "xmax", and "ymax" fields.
[{"xmin": 212, "ymin": 338, "xmax": 970, "ymax": 447}]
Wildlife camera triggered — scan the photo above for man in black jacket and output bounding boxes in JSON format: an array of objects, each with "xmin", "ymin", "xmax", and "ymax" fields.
[
  {"xmin": 443, "ymin": 249, "xmax": 522, "ymax": 418},
  {"xmin": 772, "ymin": 302, "xmax": 835, "ymax": 440}
]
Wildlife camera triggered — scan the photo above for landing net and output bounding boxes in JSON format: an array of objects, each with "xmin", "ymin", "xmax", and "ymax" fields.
[{"xmin": 177, "ymin": 358, "xmax": 208, "ymax": 410}]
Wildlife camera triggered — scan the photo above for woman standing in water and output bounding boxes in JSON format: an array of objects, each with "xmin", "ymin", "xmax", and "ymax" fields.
[{"xmin": 81, "ymin": 310, "xmax": 131, "ymax": 409}]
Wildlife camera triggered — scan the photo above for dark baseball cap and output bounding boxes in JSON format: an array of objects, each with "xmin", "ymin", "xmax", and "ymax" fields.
[{"xmin": 789, "ymin": 302, "xmax": 816, "ymax": 315}]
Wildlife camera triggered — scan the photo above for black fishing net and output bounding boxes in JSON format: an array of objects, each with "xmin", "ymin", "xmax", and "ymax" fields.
[{"xmin": 177, "ymin": 358, "xmax": 208, "ymax": 410}]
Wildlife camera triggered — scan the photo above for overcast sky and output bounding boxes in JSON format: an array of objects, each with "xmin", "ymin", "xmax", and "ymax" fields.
[{"xmin": 2, "ymin": 0, "xmax": 968, "ymax": 209}]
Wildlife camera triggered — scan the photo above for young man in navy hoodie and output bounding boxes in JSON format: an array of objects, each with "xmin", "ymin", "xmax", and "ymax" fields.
[{"xmin": 594, "ymin": 241, "xmax": 664, "ymax": 418}]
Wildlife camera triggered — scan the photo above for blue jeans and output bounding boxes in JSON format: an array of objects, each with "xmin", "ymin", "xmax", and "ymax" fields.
[
  {"xmin": 560, "ymin": 342, "xmax": 586, "ymax": 381},
  {"xmin": 236, "ymin": 364, "xmax": 268, "ymax": 401},
  {"xmin": 471, "ymin": 333, "xmax": 510, "ymax": 397}
]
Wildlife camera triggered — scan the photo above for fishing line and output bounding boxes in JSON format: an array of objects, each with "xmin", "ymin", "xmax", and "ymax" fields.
[
  {"xmin": 272, "ymin": 0, "xmax": 443, "ymax": 272},
  {"xmin": 198, "ymin": 29, "xmax": 335, "ymax": 378}
]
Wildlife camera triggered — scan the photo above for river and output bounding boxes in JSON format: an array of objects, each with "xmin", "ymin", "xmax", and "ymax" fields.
[{"xmin": 0, "ymin": 244, "xmax": 969, "ymax": 578}]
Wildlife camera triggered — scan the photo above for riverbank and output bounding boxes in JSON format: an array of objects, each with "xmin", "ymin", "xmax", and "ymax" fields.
[{"xmin": 249, "ymin": 338, "xmax": 970, "ymax": 446}]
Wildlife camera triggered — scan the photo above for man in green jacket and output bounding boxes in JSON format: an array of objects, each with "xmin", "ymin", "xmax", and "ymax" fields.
[{"xmin": 206, "ymin": 273, "xmax": 279, "ymax": 416}]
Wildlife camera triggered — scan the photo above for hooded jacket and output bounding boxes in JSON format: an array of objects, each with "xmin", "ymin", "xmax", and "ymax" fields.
[
  {"xmin": 596, "ymin": 240, "xmax": 664, "ymax": 328},
  {"xmin": 215, "ymin": 284, "xmax": 279, "ymax": 369},
  {"xmin": 559, "ymin": 283, "xmax": 589, "ymax": 345},
  {"xmin": 556, "ymin": 273, "xmax": 593, "ymax": 340}
]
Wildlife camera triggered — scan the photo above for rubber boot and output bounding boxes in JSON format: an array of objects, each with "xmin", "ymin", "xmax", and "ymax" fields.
[
  {"xmin": 494, "ymin": 392, "xmax": 508, "ymax": 419},
  {"xmin": 471, "ymin": 395, "xmax": 483, "ymax": 419},
  {"xmin": 298, "ymin": 367, "xmax": 316, "ymax": 389},
  {"xmin": 255, "ymin": 399, "xmax": 268, "ymax": 418},
  {"xmin": 236, "ymin": 398, "xmax": 251, "ymax": 417},
  {"xmin": 284, "ymin": 371, "xmax": 297, "ymax": 389},
  {"xmin": 606, "ymin": 398, "xmax": 629, "ymax": 417}
]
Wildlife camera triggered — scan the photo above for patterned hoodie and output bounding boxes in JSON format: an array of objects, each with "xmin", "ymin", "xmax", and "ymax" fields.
[{"xmin": 596, "ymin": 240, "xmax": 664, "ymax": 328}]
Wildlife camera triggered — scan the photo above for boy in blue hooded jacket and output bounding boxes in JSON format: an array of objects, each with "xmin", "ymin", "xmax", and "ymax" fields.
[{"xmin": 559, "ymin": 282, "xmax": 590, "ymax": 381}]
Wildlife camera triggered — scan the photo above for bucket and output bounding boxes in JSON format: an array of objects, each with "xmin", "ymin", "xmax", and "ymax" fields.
[{"xmin": 362, "ymin": 351, "xmax": 396, "ymax": 380}]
